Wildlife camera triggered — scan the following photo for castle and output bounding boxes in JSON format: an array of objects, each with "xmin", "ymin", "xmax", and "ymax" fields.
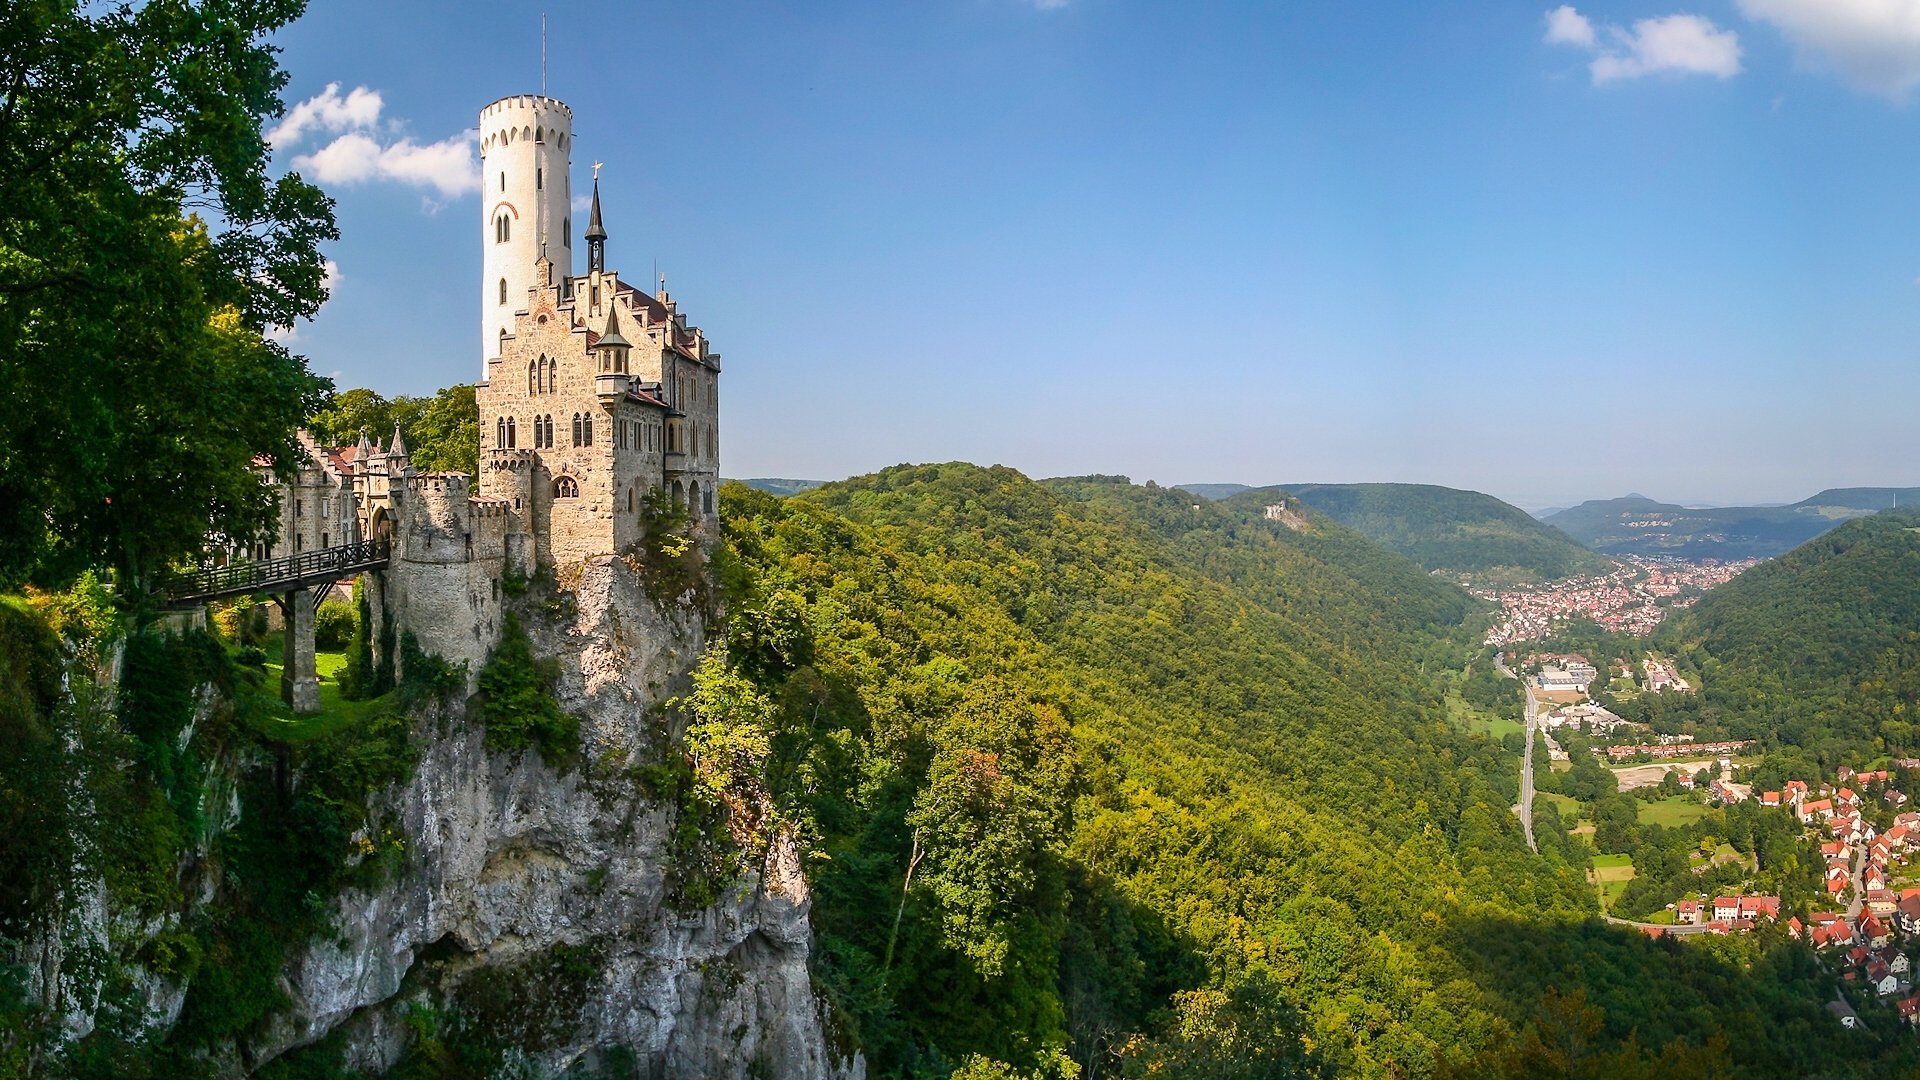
[{"xmin": 249, "ymin": 95, "xmax": 723, "ymax": 711}]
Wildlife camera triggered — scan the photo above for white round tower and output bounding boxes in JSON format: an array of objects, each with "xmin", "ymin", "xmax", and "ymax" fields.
[{"xmin": 478, "ymin": 95, "xmax": 574, "ymax": 375}]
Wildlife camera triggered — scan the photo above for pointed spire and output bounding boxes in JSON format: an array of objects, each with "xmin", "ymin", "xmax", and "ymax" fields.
[
  {"xmin": 597, "ymin": 308, "xmax": 630, "ymax": 349},
  {"xmin": 388, "ymin": 422, "xmax": 407, "ymax": 460},
  {"xmin": 585, "ymin": 174, "xmax": 608, "ymax": 274}
]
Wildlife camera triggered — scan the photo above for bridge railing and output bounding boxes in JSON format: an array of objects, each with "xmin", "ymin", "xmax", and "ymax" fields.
[{"xmin": 162, "ymin": 538, "xmax": 391, "ymax": 602}]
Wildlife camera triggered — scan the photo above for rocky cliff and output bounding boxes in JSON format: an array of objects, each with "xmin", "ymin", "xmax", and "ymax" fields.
[{"xmin": 14, "ymin": 558, "xmax": 857, "ymax": 1078}]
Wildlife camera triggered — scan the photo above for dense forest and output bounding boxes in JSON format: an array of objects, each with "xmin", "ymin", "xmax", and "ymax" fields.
[
  {"xmin": 1647, "ymin": 510, "xmax": 1920, "ymax": 764},
  {"xmin": 705, "ymin": 466, "xmax": 1912, "ymax": 1077},
  {"xmin": 1259, "ymin": 483, "xmax": 1612, "ymax": 584}
]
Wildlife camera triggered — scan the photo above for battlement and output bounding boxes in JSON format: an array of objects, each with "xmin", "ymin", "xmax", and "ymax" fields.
[
  {"xmin": 485, "ymin": 448, "xmax": 537, "ymax": 471},
  {"xmin": 481, "ymin": 94, "xmax": 573, "ymax": 119}
]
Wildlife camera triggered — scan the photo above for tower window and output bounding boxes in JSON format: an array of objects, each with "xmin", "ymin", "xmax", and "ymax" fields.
[
  {"xmin": 500, "ymin": 172, "xmax": 505, "ymax": 192},
  {"xmin": 496, "ymin": 214, "xmax": 511, "ymax": 243},
  {"xmin": 500, "ymin": 277, "xmax": 508, "ymax": 305},
  {"xmin": 536, "ymin": 167, "xmax": 543, "ymax": 190},
  {"xmin": 497, "ymin": 417, "xmax": 505, "ymax": 447},
  {"xmin": 528, "ymin": 360, "xmax": 538, "ymax": 395},
  {"xmin": 554, "ymin": 476, "xmax": 578, "ymax": 499},
  {"xmin": 506, "ymin": 416, "xmax": 517, "ymax": 448},
  {"xmin": 563, "ymin": 218, "xmax": 569, "ymax": 247}
]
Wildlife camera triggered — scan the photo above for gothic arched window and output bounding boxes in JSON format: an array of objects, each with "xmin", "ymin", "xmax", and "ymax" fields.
[
  {"xmin": 571, "ymin": 413, "xmax": 583, "ymax": 446},
  {"xmin": 546, "ymin": 357, "xmax": 558, "ymax": 391},
  {"xmin": 554, "ymin": 476, "xmax": 579, "ymax": 499},
  {"xmin": 496, "ymin": 417, "xmax": 506, "ymax": 447},
  {"xmin": 496, "ymin": 214, "xmax": 510, "ymax": 243},
  {"xmin": 581, "ymin": 414, "xmax": 593, "ymax": 446},
  {"xmin": 506, "ymin": 416, "xmax": 517, "ymax": 448},
  {"xmin": 562, "ymin": 218, "xmax": 570, "ymax": 247},
  {"xmin": 500, "ymin": 278, "xmax": 508, "ymax": 305},
  {"xmin": 527, "ymin": 361, "xmax": 537, "ymax": 395}
]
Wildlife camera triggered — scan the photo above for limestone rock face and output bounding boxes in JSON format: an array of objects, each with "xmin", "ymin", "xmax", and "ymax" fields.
[{"xmin": 268, "ymin": 558, "xmax": 856, "ymax": 1078}]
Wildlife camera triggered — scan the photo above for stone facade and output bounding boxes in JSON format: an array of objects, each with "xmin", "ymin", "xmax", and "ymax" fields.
[{"xmin": 250, "ymin": 92, "xmax": 724, "ymax": 686}]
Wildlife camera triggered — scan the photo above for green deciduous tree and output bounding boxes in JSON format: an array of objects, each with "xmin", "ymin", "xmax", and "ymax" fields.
[
  {"xmin": 0, "ymin": 0, "xmax": 337, "ymax": 592},
  {"xmin": 907, "ymin": 678, "xmax": 1075, "ymax": 977}
]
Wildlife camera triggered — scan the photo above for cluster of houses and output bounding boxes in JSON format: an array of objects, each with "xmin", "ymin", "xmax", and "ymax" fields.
[
  {"xmin": 1792, "ymin": 905, "xmax": 1920, "ymax": 1017},
  {"xmin": 1673, "ymin": 893, "xmax": 1781, "ymax": 932},
  {"xmin": 1542, "ymin": 702, "xmax": 1635, "ymax": 735},
  {"xmin": 1642, "ymin": 656, "xmax": 1691, "ymax": 693},
  {"xmin": 1752, "ymin": 772, "xmax": 1918, "ymax": 900},
  {"xmin": 1603, "ymin": 739, "xmax": 1753, "ymax": 763}
]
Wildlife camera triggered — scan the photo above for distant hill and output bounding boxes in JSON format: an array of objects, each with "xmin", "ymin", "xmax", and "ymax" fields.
[
  {"xmin": 1248, "ymin": 482, "xmax": 1613, "ymax": 583},
  {"xmin": 1655, "ymin": 511, "xmax": 1920, "ymax": 752},
  {"xmin": 731, "ymin": 477, "xmax": 825, "ymax": 497},
  {"xmin": 1546, "ymin": 487, "xmax": 1920, "ymax": 559},
  {"xmin": 1172, "ymin": 482, "xmax": 1251, "ymax": 500}
]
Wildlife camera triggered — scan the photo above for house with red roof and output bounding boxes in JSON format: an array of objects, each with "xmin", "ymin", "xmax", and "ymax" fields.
[
  {"xmin": 1799, "ymin": 798, "xmax": 1835, "ymax": 823},
  {"xmin": 1860, "ymin": 913, "xmax": 1892, "ymax": 949}
]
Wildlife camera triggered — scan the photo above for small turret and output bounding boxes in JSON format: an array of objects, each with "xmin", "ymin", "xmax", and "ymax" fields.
[
  {"xmin": 388, "ymin": 422, "xmax": 408, "ymax": 465},
  {"xmin": 595, "ymin": 309, "xmax": 632, "ymax": 403}
]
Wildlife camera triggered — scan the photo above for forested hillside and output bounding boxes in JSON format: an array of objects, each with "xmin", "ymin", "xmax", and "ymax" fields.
[
  {"xmin": 1656, "ymin": 510, "xmax": 1920, "ymax": 760},
  {"xmin": 711, "ymin": 465, "xmax": 1901, "ymax": 1078},
  {"xmin": 1261, "ymin": 482, "xmax": 1612, "ymax": 583},
  {"xmin": 1546, "ymin": 491, "xmax": 1913, "ymax": 560}
]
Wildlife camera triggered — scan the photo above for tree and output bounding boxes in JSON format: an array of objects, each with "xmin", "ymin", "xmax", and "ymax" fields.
[
  {"xmin": 907, "ymin": 678, "xmax": 1075, "ymax": 977},
  {"xmin": 408, "ymin": 384, "xmax": 478, "ymax": 475},
  {"xmin": 305, "ymin": 387, "xmax": 398, "ymax": 448},
  {"xmin": 0, "ymin": 0, "xmax": 336, "ymax": 593},
  {"xmin": 306, "ymin": 384, "xmax": 477, "ymax": 476}
]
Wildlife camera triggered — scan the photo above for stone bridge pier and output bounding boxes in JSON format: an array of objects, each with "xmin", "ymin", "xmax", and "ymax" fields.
[{"xmin": 275, "ymin": 585, "xmax": 331, "ymax": 714}]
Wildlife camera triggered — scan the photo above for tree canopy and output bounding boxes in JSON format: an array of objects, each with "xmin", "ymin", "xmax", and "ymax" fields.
[{"xmin": 0, "ymin": 0, "xmax": 335, "ymax": 593}]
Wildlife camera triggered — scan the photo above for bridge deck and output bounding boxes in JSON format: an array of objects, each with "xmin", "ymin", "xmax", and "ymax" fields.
[{"xmin": 163, "ymin": 539, "xmax": 390, "ymax": 605}]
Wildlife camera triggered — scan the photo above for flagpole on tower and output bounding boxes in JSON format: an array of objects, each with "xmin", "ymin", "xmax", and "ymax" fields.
[{"xmin": 541, "ymin": 13, "xmax": 548, "ymax": 95}]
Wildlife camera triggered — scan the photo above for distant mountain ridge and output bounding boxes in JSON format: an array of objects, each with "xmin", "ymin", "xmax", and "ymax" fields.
[
  {"xmin": 1546, "ymin": 487, "xmax": 1920, "ymax": 560},
  {"xmin": 1173, "ymin": 482, "xmax": 1252, "ymax": 500},
  {"xmin": 731, "ymin": 477, "xmax": 826, "ymax": 497},
  {"xmin": 1218, "ymin": 482, "xmax": 1612, "ymax": 584}
]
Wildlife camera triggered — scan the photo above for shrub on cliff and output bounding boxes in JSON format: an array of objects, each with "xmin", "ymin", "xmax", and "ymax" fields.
[{"xmin": 474, "ymin": 613, "xmax": 574, "ymax": 764}]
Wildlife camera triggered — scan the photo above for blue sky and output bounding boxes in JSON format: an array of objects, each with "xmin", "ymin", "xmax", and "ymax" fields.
[{"xmin": 270, "ymin": 1, "xmax": 1920, "ymax": 509}]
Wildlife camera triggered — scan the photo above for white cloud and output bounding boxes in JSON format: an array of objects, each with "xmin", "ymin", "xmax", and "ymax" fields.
[
  {"xmin": 322, "ymin": 258, "xmax": 341, "ymax": 291},
  {"xmin": 1545, "ymin": 7, "xmax": 1742, "ymax": 84},
  {"xmin": 293, "ymin": 129, "xmax": 480, "ymax": 198},
  {"xmin": 1029, "ymin": 0, "xmax": 1070, "ymax": 9},
  {"xmin": 1737, "ymin": 0, "xmax": 1920, "ymax": 100},
  {"xmin": 269, "ymin": 83, "xmax": 383, "ymax": 149},
  {"xmin": 1545, "ymin": 5, "xmax": 1596, "ymax": 48},
  {"xmin": 1593, "ymin": 15, "xmax": 1743, "ymax": 82},
  {"xmin": 275, "ymin": 83, "xmax": 480, "ymax": 198}
]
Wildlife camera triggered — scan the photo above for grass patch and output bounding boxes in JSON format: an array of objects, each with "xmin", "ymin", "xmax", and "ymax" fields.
[
  {"xmin": 1446, "ymin": 688, "xmax": 1522, "ymax": 741},
  {"xmin": 247, "ymin": 637, "xmax": 399, "ymax": 742},
  {"xmin": 1590, "ymin": 852, "xmax": 1635, "ymax": 910},
  {"xmin": 1540, "ymin": 792, "xmax": 1581, "ymax": 820},
  {"xmin": 1638, "ymin": 795, "xmax": 1708, "ymax": 828}
]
